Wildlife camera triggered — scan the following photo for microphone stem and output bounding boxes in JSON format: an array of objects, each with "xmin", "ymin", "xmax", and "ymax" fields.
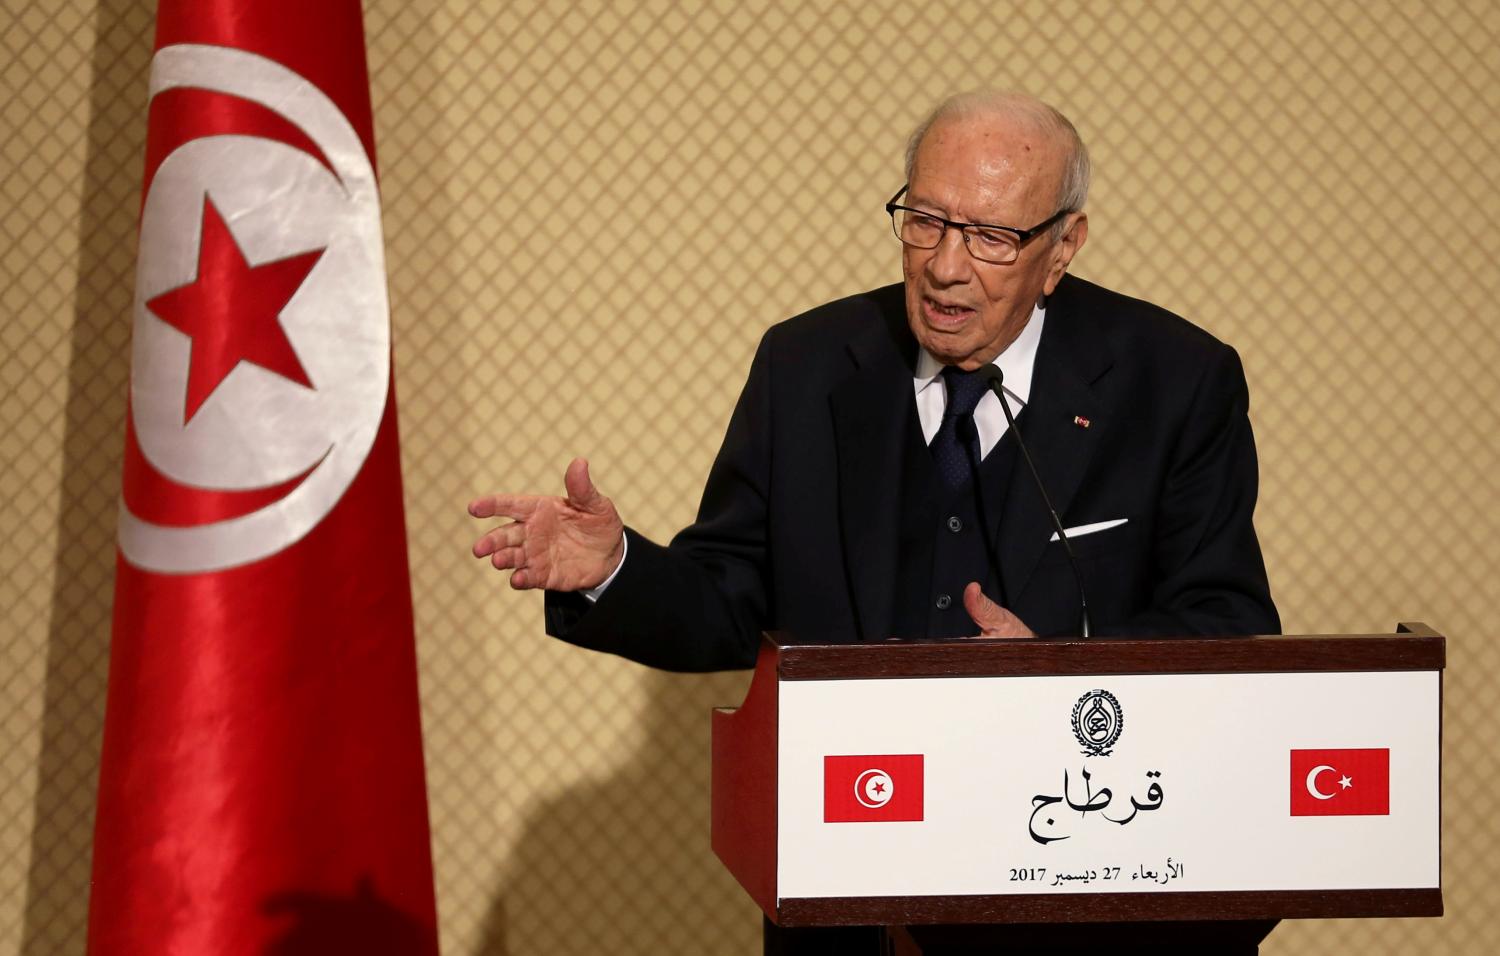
[{"xmin": 989, "ymin": 379, "xmax": 1092, "ymax": 639}]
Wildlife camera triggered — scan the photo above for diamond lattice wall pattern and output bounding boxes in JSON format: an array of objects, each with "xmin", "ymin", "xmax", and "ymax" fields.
[{"xmin": 3, "ymin": 0, "xmax": 1497, "ymax": 953}]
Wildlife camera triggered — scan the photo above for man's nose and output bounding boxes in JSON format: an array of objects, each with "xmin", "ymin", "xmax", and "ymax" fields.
[{"xmin": 927, "ymin": 226, "xmax": 971, "ymax": 284}]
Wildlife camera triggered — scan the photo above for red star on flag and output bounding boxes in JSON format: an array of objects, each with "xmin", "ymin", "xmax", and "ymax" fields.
[{"xmin": 147, "ymin": 194, "xmax": 323, "ymax": 423}]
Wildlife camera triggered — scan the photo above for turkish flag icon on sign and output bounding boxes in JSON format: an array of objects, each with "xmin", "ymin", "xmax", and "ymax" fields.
[
  {"xmin": 1290, "ymin": 748, "xmax": 1391, "ymax": 816},
  {"xmin": 824, "ymin": 754, "xmax": 924, "ymax": 822}
]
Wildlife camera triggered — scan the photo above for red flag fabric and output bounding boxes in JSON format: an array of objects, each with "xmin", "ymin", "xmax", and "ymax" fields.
[
  {"xmin": 823, "ymin": 754, "xmax": 925, "ymax": 822},
  {"xmin": 1289, "ymin": 748, "xmax": 1391, "ymax": 816},
  {"xmin": 88, "ymin": 3, "xmax": 438, "ymax": 955}
]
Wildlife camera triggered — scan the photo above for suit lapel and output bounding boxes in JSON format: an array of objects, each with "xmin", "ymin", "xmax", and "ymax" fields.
[
  {"xmin": 996, "ymin": 277, "xmax": 1114, "ymax": 606},
  {"xmin": 830, "ymin": 290, "xmax": 914, "ymax": 642}
]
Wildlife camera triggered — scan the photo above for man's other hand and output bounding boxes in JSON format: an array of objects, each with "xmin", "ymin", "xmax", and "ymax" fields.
[
  {"xmin": 963, "ymin": 581, "xmax": 1036, "ymax": 638},
  {"xmin": 469, "ymin": 457, "xmax": 625, "ymax": 591}
]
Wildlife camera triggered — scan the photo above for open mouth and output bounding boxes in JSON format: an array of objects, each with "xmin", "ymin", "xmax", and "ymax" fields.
[{"xmin": 923, "ymin": 296, "xmax": 975, "ymax": 329}]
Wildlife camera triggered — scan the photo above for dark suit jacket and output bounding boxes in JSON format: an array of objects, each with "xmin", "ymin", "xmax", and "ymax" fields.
[{"xmin": 546, "ymin": 275, "xmax": 1279, "ymax": 670}]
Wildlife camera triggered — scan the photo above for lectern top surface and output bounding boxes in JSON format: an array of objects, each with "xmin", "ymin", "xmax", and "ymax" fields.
[{"xmin": 762, "ymin": 629, "xmax": 1445, "ymax": 681}]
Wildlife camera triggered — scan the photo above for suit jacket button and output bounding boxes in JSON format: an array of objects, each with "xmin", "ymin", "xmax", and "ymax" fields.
[
  {"xmin": 947, "ymin": 516, "xmax": 963, "ymax": 532},
  {"xmin": 935, "ymin": 593, "xmax": 952, "ymax": 610}
]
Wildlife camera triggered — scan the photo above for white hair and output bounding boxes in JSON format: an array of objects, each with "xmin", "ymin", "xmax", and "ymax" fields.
[{"xmin": 904, "ymin": 91, "xmax": 1091, "ymax": 238}]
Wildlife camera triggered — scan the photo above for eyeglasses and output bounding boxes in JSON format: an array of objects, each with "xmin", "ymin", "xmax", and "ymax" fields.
[{"xmin": 885, "ymin": 185, "xmax": 1070, "ymax": 265}]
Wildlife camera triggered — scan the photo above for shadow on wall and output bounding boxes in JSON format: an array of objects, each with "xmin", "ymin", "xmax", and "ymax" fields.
[
  {"xmin": 477, "ymin": 668, "xmax": 760, "ymax": 956},
  {"xmin": 20, "ymin": 0, "xmax": 154, "ymax": 953},
  {"xmin": 260, "ymin": 877, "xmax": 435, "ymax": 956}
]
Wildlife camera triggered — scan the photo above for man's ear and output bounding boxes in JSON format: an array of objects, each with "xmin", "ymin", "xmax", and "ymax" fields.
[{"xmin": 1042, "ymin": 212, "xmax": 1088, "ymax": 295}]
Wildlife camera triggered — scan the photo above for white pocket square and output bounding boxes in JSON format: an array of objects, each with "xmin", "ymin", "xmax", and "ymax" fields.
[{"xmin": 1049, "ymin": 518, "xmax": 1128, "ymax": 542}]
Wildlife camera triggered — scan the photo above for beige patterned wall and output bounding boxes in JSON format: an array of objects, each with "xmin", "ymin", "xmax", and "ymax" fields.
[{"xmin": 4, "ymin": 0, "xmax": 1498, "ymax": 953}]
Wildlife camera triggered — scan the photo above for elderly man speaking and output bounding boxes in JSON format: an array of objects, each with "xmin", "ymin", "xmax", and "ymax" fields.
[{"xmin": 470, "ymin": 90, "xmax": 1279, "ymax": 670}]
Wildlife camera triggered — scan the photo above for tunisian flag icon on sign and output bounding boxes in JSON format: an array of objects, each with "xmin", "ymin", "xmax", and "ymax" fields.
[
  {"xmin": 824, "ymin": 754, "xmax": 924, "ymax": 822},
  {"xmin": 1290, "ymin": 749, "xmax": 1391, "ymax": 816}
]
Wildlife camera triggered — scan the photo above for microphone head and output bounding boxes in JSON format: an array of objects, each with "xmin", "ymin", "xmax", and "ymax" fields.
[{"xmin": 981, "ymin": 362, "xmax": 1004, "ymax": 392}]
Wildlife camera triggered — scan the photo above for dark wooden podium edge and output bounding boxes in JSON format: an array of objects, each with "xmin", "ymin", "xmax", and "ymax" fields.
[
  {"xmin": 775, "ymin": 887, "xmax": 1442, "ymax": 926},
  {"xmin": 766, "ymin": 624, "xmax": 1446, "ymax": 681},
  {"xmin": 711, "ymin": 642, "xmax": 779, "ymax": 918}
]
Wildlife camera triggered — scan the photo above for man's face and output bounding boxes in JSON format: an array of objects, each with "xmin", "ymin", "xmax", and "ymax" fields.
[{"xmin": 902, "ymin": 115, "xmax": 1087, "ymax": 369}]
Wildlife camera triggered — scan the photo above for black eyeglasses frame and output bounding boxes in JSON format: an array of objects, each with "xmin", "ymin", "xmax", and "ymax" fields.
[{"xmin": 884, "ymin": 184, "xmax": 1070, "ymax": 261}]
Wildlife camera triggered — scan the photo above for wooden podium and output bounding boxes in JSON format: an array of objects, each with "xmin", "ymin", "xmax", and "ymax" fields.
[{"xmin": 711, "ymin": 625, "xmax": 1444, "ymax": 954}]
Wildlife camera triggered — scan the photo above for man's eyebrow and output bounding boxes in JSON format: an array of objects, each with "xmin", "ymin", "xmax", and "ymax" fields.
[
  {"xmin": 905, "ymin": 197, "xmax": 1010, "ymax": 227},
  {"xmin": 904, "ymin": 194, "xmax": 949, "ymax": 216}
]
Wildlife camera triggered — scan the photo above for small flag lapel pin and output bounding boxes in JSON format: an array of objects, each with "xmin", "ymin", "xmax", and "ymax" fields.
[{"xmin": 1073, "ymin": 415, "xmax": 1091, "ymax": 428}]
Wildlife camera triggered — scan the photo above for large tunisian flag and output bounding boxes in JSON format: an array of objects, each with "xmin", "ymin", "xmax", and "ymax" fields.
[{"xmin": 89, "ymin": 3, "xmax": 438, "ymax": 954}]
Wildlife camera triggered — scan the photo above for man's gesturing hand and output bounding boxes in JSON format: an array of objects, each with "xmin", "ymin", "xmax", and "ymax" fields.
[
  {"xmin": 469, "ymin": 457, "xmax": 626, "ymax": 591},
  {"xmin": 963, "ymin": 581, "xmax": 1036, "ymax": 639}
]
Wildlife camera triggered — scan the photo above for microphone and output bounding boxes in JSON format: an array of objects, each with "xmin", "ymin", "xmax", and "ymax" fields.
[{"xmin": 981, "ymin": 364, "xmax": 1091, "ymax": 638}]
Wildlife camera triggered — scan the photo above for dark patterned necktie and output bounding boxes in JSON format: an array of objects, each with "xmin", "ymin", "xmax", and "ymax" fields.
[{"xmin": 930, "ymin": 365, "xmax": 991, "ymax": 488}]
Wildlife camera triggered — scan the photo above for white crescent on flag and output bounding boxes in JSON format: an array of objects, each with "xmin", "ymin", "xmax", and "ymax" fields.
[
  {"xmin": 1305, "ymin": 764, "xmax": 1337, "ymax": 799},
  {"xmin": 854, "ymin": 768, "xmax": 894, "ymax": 808},
  {"xmin": 119, "ymin": 43, "xmax": 389, "ymax": 573}
]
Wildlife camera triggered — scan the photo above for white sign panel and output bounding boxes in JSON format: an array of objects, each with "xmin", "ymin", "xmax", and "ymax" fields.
[{"xmin": 776, "ymin": 671, "xmax": 1439, "ymax": 899}]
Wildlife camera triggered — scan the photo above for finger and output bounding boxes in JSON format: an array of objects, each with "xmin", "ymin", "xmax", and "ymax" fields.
[
  {"xmin": 962, "ymin": 581, "xmax": 1003, "ymax": 631},
  {"xmin": 563, "ymin": 457, "xmax": 605, "ymax": 512},
  {"xmin": 489, "ymin": 546, "xmax": 525, "ymax": 570},
  {"xmin": 963, "ymin": 582, "xmax": 1035, "ymax": 638},
  {"xmin": 510, "ymin": 568, "xmax": 538, "ymax": 589},
  {"xmin": 468, "ymin": 494, "xmax": 539, "ymax": 520},
  {"xmin": 472, "ymin": 522, "xmax": 525, "ymax": 558}
]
